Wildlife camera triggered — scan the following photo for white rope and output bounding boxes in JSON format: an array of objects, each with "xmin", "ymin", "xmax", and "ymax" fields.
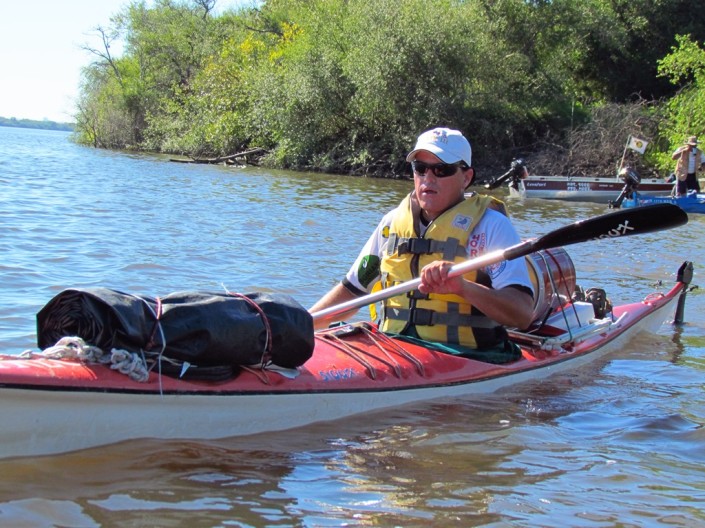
[
  {"xmin": 23, "ymin": 336, "xmax": 150, "ymax": 383},
  {"xmin": 110, "ymin": 349, "xmax": 150, "ymax": 382},
  {"xmin": 25, "ymin": 336, "xmax": 110, "ymax": 362}
]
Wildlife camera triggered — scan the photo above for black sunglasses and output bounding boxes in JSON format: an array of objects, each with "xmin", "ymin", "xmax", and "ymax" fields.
[{"xmin": 411, "ymin": 160, "xmax": 467, "ymax": 178}]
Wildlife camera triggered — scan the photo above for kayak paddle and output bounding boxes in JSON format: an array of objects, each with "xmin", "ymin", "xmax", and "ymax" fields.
[{"xmin": 310, "ymin": 203, "xmax": 688, "ymax": 322}]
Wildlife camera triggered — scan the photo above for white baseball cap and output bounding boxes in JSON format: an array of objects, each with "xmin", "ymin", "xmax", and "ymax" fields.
[{"xmin": 406, "ymin": 127, "xmax": 472, "ymax": 166}]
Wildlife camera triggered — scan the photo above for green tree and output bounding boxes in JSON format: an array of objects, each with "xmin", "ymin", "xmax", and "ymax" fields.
[
  {"xmin": 75, "ymin": 58, "xmax": 138, "ymax": 148},
  {"xmin": 655, "ymin": 35, "xmax": 705, "ymax": 172},
  {"xmin": 75, "ymin": 0, "xmax": 227, "ymax": 149},
  {"xmin": 233, "ymin": 0, "xmax": 580, "ymax": 174},
  {"xmin": 530, "ymin": 0, "xmax": 705, "ymax": 102},
  {"xmin": 73, "ymin": 0, "xmax": 705, "ymax": 179}
]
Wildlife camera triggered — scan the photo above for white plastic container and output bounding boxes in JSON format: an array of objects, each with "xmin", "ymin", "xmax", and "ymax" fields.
[{"xmin": 543, "ymin": 301, "xmax": 596, "ymax": 331}]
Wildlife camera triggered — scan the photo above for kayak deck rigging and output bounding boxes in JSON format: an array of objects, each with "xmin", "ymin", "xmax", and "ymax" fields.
[{"xmin": 318, "ymin": 323, "xmax": 427, "ymax": 379}]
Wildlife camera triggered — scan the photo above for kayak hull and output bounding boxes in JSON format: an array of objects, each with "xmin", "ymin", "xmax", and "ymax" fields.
[{"xmin": 0, "ymin": 280, "xmax": 686, "ymax": 459}]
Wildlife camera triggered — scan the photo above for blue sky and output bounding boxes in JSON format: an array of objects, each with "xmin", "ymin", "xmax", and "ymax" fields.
[{"xmin": 0, "ymin": 0, "xmax": 254, "ymax": 123}]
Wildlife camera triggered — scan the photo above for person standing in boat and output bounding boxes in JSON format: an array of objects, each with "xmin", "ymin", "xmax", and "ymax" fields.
[
  {"xmin": 671, "ymin": 136, "xmax": 704, "ymax": 195},
  {"xmin": 310, "ymin": 128, "xmax": 535, "ymax": 363}
]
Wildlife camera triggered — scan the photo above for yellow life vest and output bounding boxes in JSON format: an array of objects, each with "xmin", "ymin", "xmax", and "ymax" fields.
[{"xmin": 380, "ymin": 192, "xmax": 508, "ymax": 348}]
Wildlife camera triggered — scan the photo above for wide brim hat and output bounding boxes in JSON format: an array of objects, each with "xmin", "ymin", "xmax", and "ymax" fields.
[
  {"xmin": 406, "ymin": 128, "xmax": 472, "ymax": 166},
  {"xmin": 687, "ymin": 135, "xmax": 698, "ymax": 146}
]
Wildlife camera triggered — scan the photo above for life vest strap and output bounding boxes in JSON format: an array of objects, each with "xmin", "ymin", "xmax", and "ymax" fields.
[
  {"xmin": 386, "ymin": 307, "xmax": 499, "ymax": 328},
  {"xmin": 389, "ymin": 235, "xmax": 466, "ymax": 260}
]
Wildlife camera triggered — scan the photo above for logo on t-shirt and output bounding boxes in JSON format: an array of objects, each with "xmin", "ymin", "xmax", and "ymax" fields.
[
  {"xmin": 488, "ymin": 261, "xmax": 506, "ymax": 279},
  {"xmin": 357, "ymin": 255, "xmax": 381, "ymax": 288}
]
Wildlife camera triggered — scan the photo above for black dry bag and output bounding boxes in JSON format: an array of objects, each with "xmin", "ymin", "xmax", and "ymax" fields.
[{"xmin": 36, "ymin": 288, "xmax": 314, "ymax": 369}]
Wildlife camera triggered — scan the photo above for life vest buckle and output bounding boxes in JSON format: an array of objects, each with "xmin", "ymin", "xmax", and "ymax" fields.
[
  {"xmin": 401, "ymin": 238, "xmax": 432, "ymax": 255},
  {"xmin": 408, "ymin": 290, "xmax": 430, "ymax": 300},
  {"xmin": 409, "ymin": 308, "xmax": 436, "ymax": 326}
]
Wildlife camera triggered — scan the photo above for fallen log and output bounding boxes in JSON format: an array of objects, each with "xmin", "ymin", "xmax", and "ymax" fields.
[{"xmin": 170, "ymin": 148, "xmax": 266, "ymax": 165}]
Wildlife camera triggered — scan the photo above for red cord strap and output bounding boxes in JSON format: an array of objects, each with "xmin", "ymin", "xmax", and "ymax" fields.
[
  {"xmin": 145, "ymin": 296, "xmax": 163, "ymax": 351},
  {"xmin": 226, "ymin": 291, "xmax": 273, "ymax": 366}
]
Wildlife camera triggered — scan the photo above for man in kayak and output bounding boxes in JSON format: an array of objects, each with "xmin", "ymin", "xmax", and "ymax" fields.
[
  {"xmin": 310, "ymin": 128, "xmax": 535, "ymax": 363},
  {"xmin": 671, "ymin": 135, "xmax": 704, "ymax": 195}
]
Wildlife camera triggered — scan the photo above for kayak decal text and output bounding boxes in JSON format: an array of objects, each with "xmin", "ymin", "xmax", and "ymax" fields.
[
  {"xmin": 319, "ymin": 368, "xmax": 356, "ymax": 381},
  {"xmin": 594, "ymin": 220, "xmax": 635, "ymax": 239}
]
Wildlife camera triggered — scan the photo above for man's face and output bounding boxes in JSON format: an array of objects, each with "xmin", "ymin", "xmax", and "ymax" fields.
[{"xmin": 412, "ymin": 150, "xmax": 473, "ymax": 221}]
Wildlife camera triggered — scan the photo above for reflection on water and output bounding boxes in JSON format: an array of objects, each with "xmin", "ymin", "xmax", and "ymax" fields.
[{"xmin": 1, "ymin": 127, "xmax": 704, "ymax": 526}]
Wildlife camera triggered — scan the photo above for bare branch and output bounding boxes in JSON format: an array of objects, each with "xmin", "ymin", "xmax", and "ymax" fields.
[{"xmin": 81, "ymin": 26, "xmax": 123, "ymax": 84}]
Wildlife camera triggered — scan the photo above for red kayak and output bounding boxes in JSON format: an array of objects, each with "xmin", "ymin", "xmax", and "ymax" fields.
[
  {"xmin": 0, "ymin": 204, "xmax": 691, "ymax": 459},
  {"xmin": 0, "ymin": 260, "xmax": 692, "ymax": 460}
]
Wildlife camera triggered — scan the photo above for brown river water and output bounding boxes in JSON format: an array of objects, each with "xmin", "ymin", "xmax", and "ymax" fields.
[{"xmin": 1, "ymin": 127, "xmax": 704, "ymax": 527}]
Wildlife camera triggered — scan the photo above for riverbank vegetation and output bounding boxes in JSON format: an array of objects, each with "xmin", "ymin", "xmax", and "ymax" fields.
[{"xmin": 73, "ymin": 0, "xmax": 705, "ymax": 180}]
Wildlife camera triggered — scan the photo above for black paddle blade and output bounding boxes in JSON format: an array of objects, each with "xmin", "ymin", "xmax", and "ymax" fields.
[{"xmin": 506, "ymin": 203, "xmax": 688, "ymax": 260}]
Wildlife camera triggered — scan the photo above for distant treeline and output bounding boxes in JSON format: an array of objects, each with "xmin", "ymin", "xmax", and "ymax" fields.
[
  {"xmin": 0, "ymin": 116, "xmax": 73, "ymax": 132},
  {"xmin": 73, "ymin": 0, "xmax": 705, "ymax": 178}
]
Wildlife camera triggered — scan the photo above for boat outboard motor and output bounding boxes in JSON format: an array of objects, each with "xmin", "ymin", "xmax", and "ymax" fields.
[
  {"xmin": 609, "ymin": 166, "xmax": 641, "ymax": 209},
  {"xmin": 484, "ymin": 158, "xmax": 528, "ymax": 190}
]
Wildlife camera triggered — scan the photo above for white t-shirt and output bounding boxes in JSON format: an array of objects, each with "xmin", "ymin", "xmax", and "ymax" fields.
[{"xmin": 344, "ymin": 205, "xmax": 534, "ymax": 295}]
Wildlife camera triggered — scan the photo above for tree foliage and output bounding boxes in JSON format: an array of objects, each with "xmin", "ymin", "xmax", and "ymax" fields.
[
  {"xmin": 655, "ymin": 35, "xmax": 705, "ymax": 172},
  {"xmin": 73, "ymin": 0, "xmax": 705, "ymax": 178}
]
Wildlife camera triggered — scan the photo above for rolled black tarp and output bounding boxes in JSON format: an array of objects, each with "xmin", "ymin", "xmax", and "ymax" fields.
[{"xmin": 37, "ymin": 288, "xmax": 314, "ymax": 368}]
